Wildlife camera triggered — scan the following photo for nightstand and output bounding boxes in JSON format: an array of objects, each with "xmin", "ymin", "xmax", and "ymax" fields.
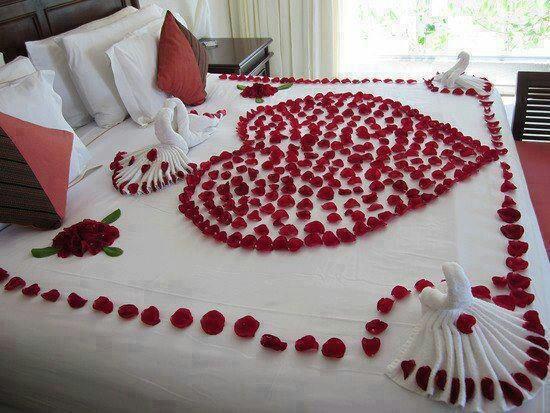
[{"xmin": 200, "ymin": 38, "xmax": 273, "ymax": 76}]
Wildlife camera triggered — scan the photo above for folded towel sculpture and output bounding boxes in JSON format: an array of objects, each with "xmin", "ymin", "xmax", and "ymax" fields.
[
  {"xmin": 110, "ymin": 98, "xmax": 225, "ymax": 195},
  {"xmin": 433, "ymin": 51, "xmax": 489, "ymax": 94},
  {"xmin": 387, "ymin": 262, "xmax": 547, "ymax": 412}
]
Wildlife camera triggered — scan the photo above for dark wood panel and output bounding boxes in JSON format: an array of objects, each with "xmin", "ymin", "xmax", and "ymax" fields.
[
  {"xmin": 0, "ymin": 0, "xmax": 140, "ymax": 63},
  {"xmin": 512, "ymin": 71, "xmax": 550, "ymax": 141}
]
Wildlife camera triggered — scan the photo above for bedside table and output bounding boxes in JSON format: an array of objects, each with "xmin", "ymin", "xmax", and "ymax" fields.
[{"xmin": 200, "ymin": 38, "xmax": 273, "ymax": 76}]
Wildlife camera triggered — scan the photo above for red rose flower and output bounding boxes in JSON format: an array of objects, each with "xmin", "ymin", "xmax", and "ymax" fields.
[
  {"xmin": 52, "ymin": 219, "xmax": 120, "ymax": 258},
  {"xmin": 321, "ymin": 337, "xmax": 346, "ymax": 358},
  {"xmin": 171, "ymin": 308, "xmax": 193, "ymax": 329},
  {"xmin": 118, "ymin": 304, "xmax": 139, "ymax": 319},
  {"xmin": 141, "ymin": 306, "xmax": 161, "ymax": 326},
  {"xmin": 295, "ymin": 335, "xmax": 319, "ymax": 352},
  {"xmin": 260, "ymin": 334, "xmax": 287, "ymax": 351},
  {"xmin": 241, "ymin": 83, "xmax": 278, "ymax": 99},
  {"xmin": 201, "ymin": 310, "xmax": 225, "ymax": 335}
]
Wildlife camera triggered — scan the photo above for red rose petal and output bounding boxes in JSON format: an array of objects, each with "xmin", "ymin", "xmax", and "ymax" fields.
[
  {"xmin": 507, "ymin": 240, "xmax": 529, "ymax": 257},
  {"xmin": 481, "ymin": 377, "xmax": 495, "ymax": 400},
  {"xmin": 21, "ymin": 283, "xmax": 40, "ymax": 297},
  {"xmin": 465, "ymin": 377, "xmax": 475, "ymax": 401},
  {"xmin": 201, "ymin": 310, "xmax": 225, "ymax": 335},
  {"xmin": 295, "ymin": 335, "xmax": 319, "ymax": 352},
  {"xmin": 456, "ymin": 313, "xmax": 476, "ymax": 334},
  {"xmin": 499, "ymin": 381, "xmax": 524, "ymax": 406},
  {"xmin": 234, "ymin": 315, "xmax": 260, "ymax": 338},
  {"xmin": 321, "ymin": 337, "xmax": 346, "ymax": 358},
  {"xmin": 525, "ymin": 359, "xmax": 548, "ymax": 379},
  {"xmin": 261, "ymin": 334, "xmax": 287, "ymax": 351},
  {"xmin": 497, "ymin": 207, "xmax": 521, "ymax": 223},
  {"xmin": 141, "ymin": 306, "xmax": 161, "ymax": 326},
  {"xmin": 500, "ymin": 224, "xmax": 524, "ymax": 240},
  {"xmin": 512, "ymin": 372, "xmax": 532, "ymax": 392},
  {"xmin": 449, "ymin": 378, "xmax": 460, "ymax": 404},
  {"xmin": 415, "ymin": 366, "xmax": 431, "ymax": 391},
  {"xmin": 391, "ymin": 285, "xmax": 411, "ymax": 300},
  {"xmin": 377, "ymin": 297, "xmax": 394, "ymax": 314},
  {"xmin": 4, "ymin": 276, "xmax": 25, "ymax": 291},
  {"xmin": 492, "ymin": 294, "xmax": 516, "ymax": 311},
  {"xmin": 492, "ymin": 276, "xmax": 508, "ymax": 288},
  {"xmin": 304, "ymin": 220, "xmax": 325, "ymax": 234},
  {"xmin": 526, "ymin": 335, "xmax": 548, "ymax": 350},
  {"xmin": 92, "ymin": 296, "xmax": 114, "ymax": 314},
  {"xmin": 118, "ymin": 304, "xmax": 139, "ymax": 319},
  {"xmin": 0, "ymin": 268, "xmax": 8, "ymax": 282},
  {"xmin": 170, "ymin": 308, "xmax": 193, "ymax": 328},
  {"xmin": 67, "ymin": 292, "xmax": 87, "ymax": 309},
  {"xmin": 365, "ymin": 319, "xmax": 388, "ymax": 335},
  {"xmin": 414, "ymin": 279, "xmax": 434, "ymax": 292},
  {"xmin": 435, "ymin": 370, "xmax": 447, "ymax": 390},
  {"xmin": 471, "ymin": 285, "xmax": 491, "ymax": 300},
  {"xmin": 362, "ymin": 337, "xmax": 381, "ymax": 357},
  {"xmin": 41, "ymin": 289, "xmax": 60, "ymax": 302},
  {"xmin": 401, "ymin": 359, "xmax": 416, "ymax": 379},
  {"xmin": 506, "ymin": 257, "xmax": 528, "ymax": 271}
]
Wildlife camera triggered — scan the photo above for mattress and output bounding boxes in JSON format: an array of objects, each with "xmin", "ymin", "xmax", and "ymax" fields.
[{"xmin": 0, "ymin": 75, "xmax": 548, "ymax": 412}]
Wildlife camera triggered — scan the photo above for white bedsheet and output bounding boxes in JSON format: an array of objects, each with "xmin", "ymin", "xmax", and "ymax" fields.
[{"xmin": 0, "ymin": 76, "xmax": 548, "ymax": 413}]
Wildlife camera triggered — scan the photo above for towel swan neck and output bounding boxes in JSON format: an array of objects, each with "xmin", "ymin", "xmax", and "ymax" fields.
[{"xmin": 419, "ymin": 262, "xmax": 473, "ymax": 311}]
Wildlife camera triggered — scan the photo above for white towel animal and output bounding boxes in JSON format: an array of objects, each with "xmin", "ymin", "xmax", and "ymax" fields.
[
  {"xmin": 387, "ymin": 262, "xmax": 548, "ymax": 412},
  {"xmin": 433, "ymin": 52, "xmax": 489, "ymax": 93},
  {"xmin": 110, "ymin": 98, "xmax": 225, "ymax": 195}
]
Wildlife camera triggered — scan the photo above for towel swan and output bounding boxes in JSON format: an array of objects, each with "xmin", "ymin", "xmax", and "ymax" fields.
[
  {"xmin": 433, "ymin": 51, "xmax": 489, "ymax": 93},
  {"xmin": 110, "ymin": 98, "xmax": 225, "ymax": 195},
  {"xmin": 387, "ymin": 262, "xmax": 548, "ymax": 412}
]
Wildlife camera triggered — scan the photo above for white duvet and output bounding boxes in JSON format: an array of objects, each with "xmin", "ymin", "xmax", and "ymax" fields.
[{"xmin": 0, "ymin": 76, "xmax": 548, "ymax": 412}]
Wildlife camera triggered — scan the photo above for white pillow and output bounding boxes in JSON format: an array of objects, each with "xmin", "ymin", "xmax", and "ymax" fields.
[
  {"xmin": 0, "ymin": 71, "xmax": 91, "ymax": 184},
  {"xmin": 0, "ymin": 56, "xmax": 36, "ymax": 83},
  {"xmin": 25, "ymin": 6, "xmax": 138, "ymax": 128},
  {"xmin": 107, "ymin": 20, "xmax": 167, "ymax": 126},
  {"xmin": 61, "ymin": 5, "xmax": 164, "ymax": 128},
  {"xmin": 107, "ymin": 14, "xmax": 189, "ymax": 126}
]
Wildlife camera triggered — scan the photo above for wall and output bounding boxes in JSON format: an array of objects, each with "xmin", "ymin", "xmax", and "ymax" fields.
[{"xmin": 140, "ymin": 0, "xmax": 197, "ymax": 28}]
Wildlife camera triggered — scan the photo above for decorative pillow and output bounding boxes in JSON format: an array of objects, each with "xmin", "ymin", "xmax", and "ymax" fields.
[
  {"xmin": 61, "ymin": 5, "xmax": 164, "ymax": 128},
  {"xmin": 0, "ymin": 112, "xmax": 72, "ymax": 229},
  {"xmin": 0, "ymin": 56, "xmax": 35, "ymax": 84},
  {"xmin": 0, "ymin": 70, "xmax": 90, "ymax": 183},
  {"xmin": 107, "ymin": 19, "xmax": 168, "ymax": 126},
  {"xmin": 107, "ymin": 13, "xmax": 189, "ymax": 126},
  {"xmin": 26, "ymin": 6, "xmax": 137, "ymax": 128},
  {"xmin": 157, "ymin": 11, "xmax": 207, "ymax": 106}
]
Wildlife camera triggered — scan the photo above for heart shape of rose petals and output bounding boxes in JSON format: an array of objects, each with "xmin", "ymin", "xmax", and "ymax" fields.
[{"xmin": 179, "ymin": 92, "xmax": 497, "ymax": 252}]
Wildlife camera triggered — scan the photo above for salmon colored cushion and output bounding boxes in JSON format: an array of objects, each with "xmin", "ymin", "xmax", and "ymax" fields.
[
  {"xmin": 0, "ymin": 112, "xmax": 72, "ymax": 229},
  {"xmin": 157, "ymin": 11, "xmax": 207, "ymax": 106}
]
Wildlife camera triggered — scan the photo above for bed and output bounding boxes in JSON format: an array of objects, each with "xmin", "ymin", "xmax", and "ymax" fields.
[{"xmin": 0, "ymin": 2, "xmax": 548, "ymax": 413}]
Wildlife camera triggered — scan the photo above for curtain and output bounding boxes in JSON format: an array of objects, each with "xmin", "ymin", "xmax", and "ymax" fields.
[
  {"xmin": 227, "ymin": 0, "xmax": 340, "ymax": 78},
  {"xmin": 193, "ymin": 0, "xmax": 213, "ymax": 38}
]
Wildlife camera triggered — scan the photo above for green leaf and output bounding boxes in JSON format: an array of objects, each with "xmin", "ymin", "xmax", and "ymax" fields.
[
  {"xmin": 255, "ymin": 97, "xmax": 264, "ymax": 103},
  {"xmin": 103, "ymin": 246, "xmax": 123, "ymax": 257},
  {"xmin": 277, "ymin": 83, "xmax": 293, "ymax": 90},
  {"xmin": 101, "ymin": 209, "xmax": 121, "ymax": 224},
  {"xmin": 236, "ymin": 84, "xmax": 246, "ymax": 90},
  {"xmin": 31, "ymin": 246, "xmax": 60, "ymax": 258}
]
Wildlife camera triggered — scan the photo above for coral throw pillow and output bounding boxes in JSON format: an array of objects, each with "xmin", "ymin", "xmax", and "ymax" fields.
[
  {"xmin": 157, "ymin": 11, "xmax": 208, "ymax": 105},
  {"xmin": 0, "ymin": 112, "xmax": 72, "ymax": 229}
]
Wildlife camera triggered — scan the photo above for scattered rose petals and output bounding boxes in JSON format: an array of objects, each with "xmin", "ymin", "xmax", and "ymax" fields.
[
  {"xmin": 492, "ymin": 294, "xmax": 515, "ymax": 311},
  {"xmin": 401, "ymin": 359, "xmax": 416, "ymax": 379},
  {"xmin": 21, "ymin": 283, "xmax": 40, "ymax": 297},
  {"xmin": 415, "ymin": 366, "xmax": 432, "ymax": 391},
  {"xmin": 201, "ymin": 310, "xmax": 225, "ymax": 335},
  {"xmin": 92, "ymin": 296, "xmax": 114, "ymax": 314},
  {"xmin": 414, "ymin": 279, "xmax": 434, "ymax": 292},
  {"xmin": 4, "ymin": 276, "xmax": 25, "ymax": 291},
  {"xmin": 41, "ymin": 289, "xmax": 60, "ymax": 302},
  {"xmin": 377, "ymin": 297, "xmax": 394, "ymax": 314},
  {"xmin": 67, "ymin": 292, "xmax": 87, "ymax": 309},
  {"xmin": 481, "ymin": 377, "xmax": 495, "ymax": 400},
  {"xmin": 0, "ymin": 268, "xmax": 8, "ymax": 282},
  {"xmin": 261, "ymin": 334, "xmax": 287, "ymax": 351},
  {"xmin": 362, "ymin": 337, "xmax": 381, "ymax": 357},
  {"xmin": 141, "ymin": 306, "xmax": 161, "ymax": 326},
  {"xmin": 234, "ymin": 315, "xmax": 260, "ymax": 338},
  {"xmin": 391, "ymin": 285, "xmax": 411, "ymax": 300},
  {"xmin": 118, "ymin": 304, "xmax": 139, "ymax": 319},
  {"xmin": 295, "ymin": 335, "xmax": 319, "ymax": 352},
  {"xmin": 321, "ymin": 337, "xmax": 346, "ymax": 358},
  {"xmin": 170, "ymin": 308, "xmax": 193, "ymax": 328},
  {"xmin": 471, "ymin": 285, "xmax": 491, "ymax": 300},
  {"xmin": 456, "ymin": 313, "xmax": 476, "ymax": 334},
  {"xmin": 365, "ymin": 319, "xmax": 388, "ymax": 335}
]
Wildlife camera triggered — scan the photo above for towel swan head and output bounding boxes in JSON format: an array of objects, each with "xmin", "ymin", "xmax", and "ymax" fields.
[{"xmin": 419, "ymin": 262, "xmax": 473, "ymax": 311}]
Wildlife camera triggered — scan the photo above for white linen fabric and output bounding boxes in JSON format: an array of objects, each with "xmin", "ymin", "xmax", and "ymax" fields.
[
  {"xmin": 0, "ymin": 70, "xmax": 90, "ymax": 184},
  {"xmin": 61, "ymin": 4, "xmax": 164, "ymax": 128},
  {"xmin": 0, "ymin": 56, "xmax": 35, "ymax": 83},
  {"xmin": 25, "ymin": 6, "xmax": 138, "ymax": 128},
  {"xmin": 0, "ymin": 76, "xmax": 548, "ymax": 413},
  {"xmin": 228, "ymin": 0, "xmax": 340, "ymax": 77},
  {"xmin": 107, "ymin": 19, "xmax": 167, "ymax": 126}
]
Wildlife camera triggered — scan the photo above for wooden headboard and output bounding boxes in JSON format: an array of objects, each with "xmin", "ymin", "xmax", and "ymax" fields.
[{"xmin": 0, "ymin": 0, "xmax": 141, "ymax": 63}]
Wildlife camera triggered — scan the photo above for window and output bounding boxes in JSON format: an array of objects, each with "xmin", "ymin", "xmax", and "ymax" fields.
[{"xmin": 339, "ymin": 0, "xmax": 550, "ymax": 96}]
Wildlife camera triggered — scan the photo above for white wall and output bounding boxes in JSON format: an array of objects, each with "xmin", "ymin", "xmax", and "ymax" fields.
[{"xmin": 141, "ymin": 0, "xmax": 197, "ymax": 27}]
